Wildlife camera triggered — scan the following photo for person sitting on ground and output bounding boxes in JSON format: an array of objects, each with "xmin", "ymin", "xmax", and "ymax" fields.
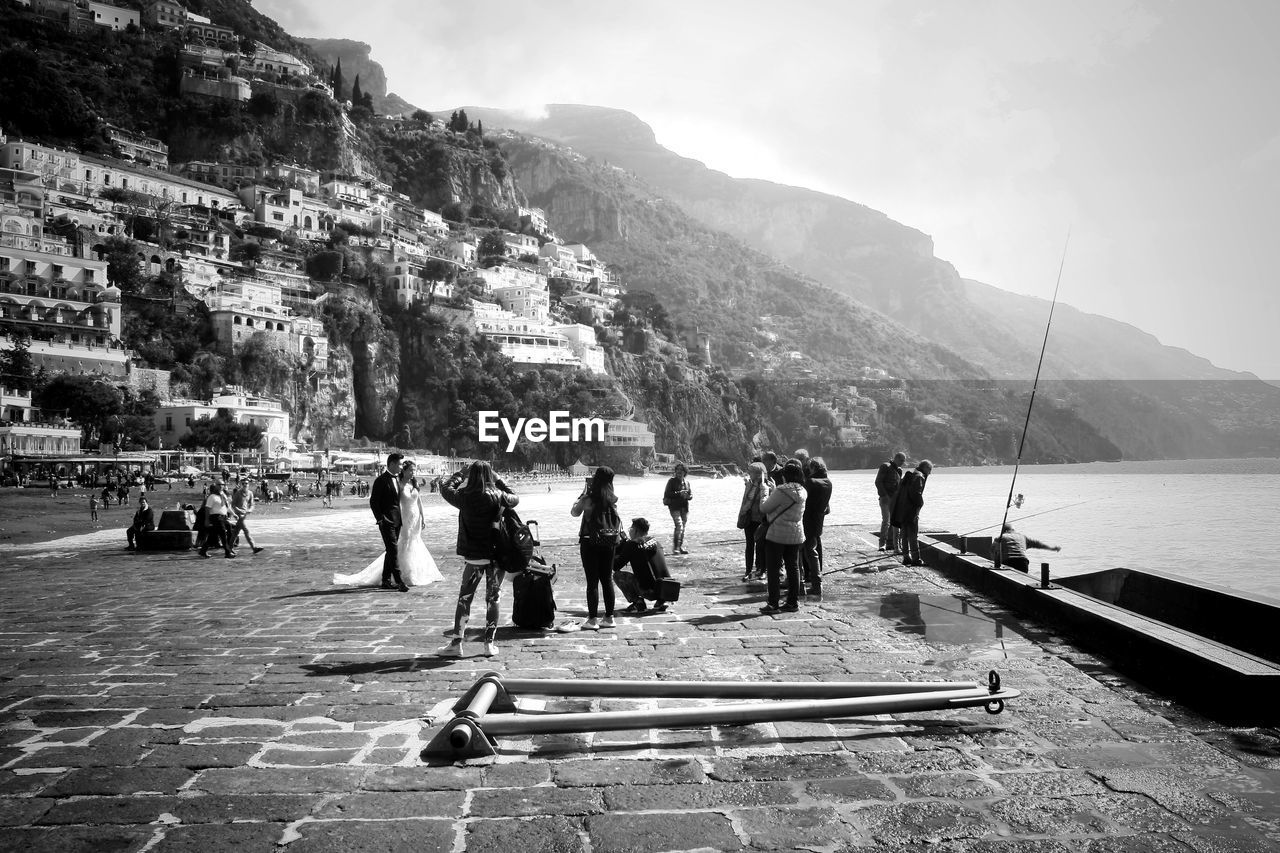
[
  {"xmin": 125, "ymin": 497, "xmax": 155, "ymax": 551},
  {"xmin": 997, "ymin": 524, "xmax": 1061, "ymax": 572},
  {"xmin": 612, "ymin": 517, "xmax": 673, "ymax": 614}
]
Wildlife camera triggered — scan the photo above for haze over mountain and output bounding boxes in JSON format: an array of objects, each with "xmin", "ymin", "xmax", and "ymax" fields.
[{"xmin": 447, "ymin": 104, "xmax": 1254, "ymax": 382}]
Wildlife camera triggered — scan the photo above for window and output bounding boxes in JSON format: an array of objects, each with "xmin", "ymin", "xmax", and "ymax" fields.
[{"xmin": 165, "ymin": 416, "xmax": 172, "ymax": 431}]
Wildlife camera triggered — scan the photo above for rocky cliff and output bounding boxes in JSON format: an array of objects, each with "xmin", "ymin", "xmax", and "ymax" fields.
[{"xmin": 303, "ymin": 38, "xmax": 418, "ymax": 116}]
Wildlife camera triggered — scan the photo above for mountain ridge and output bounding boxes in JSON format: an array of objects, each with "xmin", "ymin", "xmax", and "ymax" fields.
[{"xmin": 445, "ymin": 103, "xmax": 1254, "ymax": 382}]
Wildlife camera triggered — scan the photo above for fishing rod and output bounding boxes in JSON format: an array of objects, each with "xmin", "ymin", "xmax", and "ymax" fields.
[{"xmin": 999, "ymin": 231, "xmax": 1071, "ymax": 537}]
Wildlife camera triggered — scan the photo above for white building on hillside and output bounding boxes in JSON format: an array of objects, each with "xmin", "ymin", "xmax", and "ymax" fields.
[{"xmin": 154, "ymin": 388, "xmax": 291, "ymax": 456}]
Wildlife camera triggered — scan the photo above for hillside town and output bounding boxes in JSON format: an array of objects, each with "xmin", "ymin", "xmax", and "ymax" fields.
[{"xmin": 0, "ymin": 0, "xmax": 653, "ymax": 479}]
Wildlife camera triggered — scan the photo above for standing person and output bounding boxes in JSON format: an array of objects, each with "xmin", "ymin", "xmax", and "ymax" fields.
[
  {"xmin": 197, "ymin": 483, "xmax": 235, "ymax": 559},
  {"xmin": 892, "ymin": 460, "xmax": 933, "ymax": 567},
  {"xmin": 997, "ymin": 524, "xmax": 1061, "ymax": 572},
  {"xmin": 117, "ymin": 482, "xmax": 128, "ymax": 506},
  {"xmin": 612, "ymin": 517, "xmax": 673, "ymax": 614},
  {"xmin": 759, "ymin": 461, "xmax": 807, "ymax": 614},
  {"xmin": 801, "ymin": 457, "xmax": 832, "ymax": 597},
  {"xmin": 229, "ymin": 478, "xmax": 264, "ymax": 555},
  {"xmin": 737, "ymin": 461, "xmax": 771, "ymax": 582},
  {"xmin": 563, "ymin": 466, "xmax": 622, "ymax": 632},
  {"xmin": 875, "ymin": 452, "xmax": 906, "ymax": 553},
  {"xmin": 663, "ymin": 463, "xmax": 693, "ymax": 555},
  {"xmin": 760, "ymin": 451, "xmax": 782, "ymax": 486},
  {"xmin": 89, "ymin": 493, "xmax": 99, "ymax": 525},
  {"xmin": 125, "ymin": 497, "xmax": 154, "ymax": 550},
  {"xmin": 369, "ymin": 453, "xmax": 407, "ymax": 591},
  {"xmin": 436, "ymin": 461, "xmax": 518, "ymax": 658}
]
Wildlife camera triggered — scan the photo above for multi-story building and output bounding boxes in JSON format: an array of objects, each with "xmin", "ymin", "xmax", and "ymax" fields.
[
  {"xmin": 494, "ymin": 283, "xmax": 549, "ymax": 323},
  {"xmin": 602, "ymin": 419, "xmax": 656, "ymax": 450},
  {"xmin": 474, "ymin": 263, "xmax": 546, "ymax": 294},
  {"xmin": 245, "ymin": 42, "xmax": 310, "ymax": 78},
  {"xmin": 518, "ymin": 206, "xmax": 548, "ymax": 234},
  {"xmin": 204, "ymin": 280, "xmax": 293, "ymax": 346},
  {"xmin": 154, "ymin": 388, "xmax": 292, "ymax": 456},
  {"xmin": 561, "ymin": 290, "xmax": 614, "ymax": 324},
  {"xmin": 446, "ymin": 238, "xmax": 477, "ymax": 267},
  {"xmin": 502, "ymin": 230, "xmax": 540, "ymax": 259},
  {"xmin": 1, "ymin": 180, "xmax": 126, "ymax": 376},
  {"xmin": 104, "ymin": 124, "xmax": 169, "ymax": 171},
  {"xmin": 142, "ymin": 0, "xmax": 187, "ymax": 29},
  {"xmin": 552, "ymin": 323, "xmax": 607, "ymax": 375},
  {"xmin": 180, "ymin": 67, "xmax": 251, "ymax": 102},
  {"xmin": 184, "ymin": 11, "xmax": 235, "ymax": 44},
  {"xmin": 387, "ymin": 260, "xmax": 456, "ymax": 307},
  {"xmin": 87, "ymin": 1, "xmax": 139, "ymax": 30},
  {"xmin": 237, "ymin": 184, "xmax": 331, "ymax": 233},
  {"xmin": 471, "ymin": 301, "xmax": 584, "ymax": 371}
]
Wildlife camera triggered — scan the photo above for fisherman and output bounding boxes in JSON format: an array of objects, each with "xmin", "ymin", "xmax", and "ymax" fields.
[{"xmin": 997, "ymin": 524, "xmax": 1060, "ymax": 572}]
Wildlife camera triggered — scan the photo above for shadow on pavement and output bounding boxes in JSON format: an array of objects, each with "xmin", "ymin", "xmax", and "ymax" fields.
[
  {"xmin": 271, "ymin": 587, "xmax": 386, "ymax": 599},
  {"xmin": 302, "ymin": 657, "xmax": 458, "ymax": 676}
]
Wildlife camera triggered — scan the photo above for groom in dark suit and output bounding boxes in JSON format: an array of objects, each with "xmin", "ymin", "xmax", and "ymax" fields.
[{"xmin": 369, "ymin": 453, "xmax": 407, "ymax": 591}]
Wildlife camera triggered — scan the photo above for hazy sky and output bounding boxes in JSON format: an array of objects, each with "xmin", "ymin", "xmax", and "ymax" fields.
[{"xmin": 258, "ymin": 0, "xmax": 1280, "ymax": 378}]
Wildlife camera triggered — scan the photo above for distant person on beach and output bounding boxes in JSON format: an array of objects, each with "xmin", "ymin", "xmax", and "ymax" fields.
[
  {"xmin": 802, "ymin": 457, "xmax": 832, "ymax": 597},
  {"xmin": 563, "ymin": 466, "xmax": 622, "ymax": 632},
  {"xmin": 876, "ymin": 452, "xmax": 906, "ymax": 553},
  {"xmin": 125, "ymin": 497, "xmax": 155, "ymax": 551},
  {"xmin": 997, "ymin": 524, "xmax": 1060, "ymax": 572},
  {"xmin": 229, "ymin": 479, "xmax": 264, "ymax": 555},
  {"xmin": 737, "ymin": 461, "xmax": 771, "ymax": 582},
  {"xmin": 892, "ymin": 460, "xmax": 932, "ymax": 566},
  {"xmin": 197, "ymin": 483, "xmax": 235, "ymax": 558},
  {"xmin": 89, "ymin": 494, "xmax": 99, "ymax": 524},
  {"xmin": 759, "ymin": 460, "xmax": 807, "ymax": 614},
  {"xmin": 613, "ymin": 517, "xmax": 673, "ymax": 614},
  {"xmin": 437, "ymin": 461, "xmax": 518, "ymax": 658},
  {"xmin": 663, "ymin": 463, "xmax": 692, "ymax": 555}
]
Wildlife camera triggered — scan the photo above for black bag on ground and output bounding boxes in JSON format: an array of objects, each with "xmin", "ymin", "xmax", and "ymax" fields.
[{"xmin": 511, "ymin": 562, "xmax": 557, "ymax": 629}]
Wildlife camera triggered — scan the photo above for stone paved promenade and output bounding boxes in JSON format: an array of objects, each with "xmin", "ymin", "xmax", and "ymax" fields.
[{"xmin": 3, "ymin": 514, "xmax": 1280, "ymax": 852}]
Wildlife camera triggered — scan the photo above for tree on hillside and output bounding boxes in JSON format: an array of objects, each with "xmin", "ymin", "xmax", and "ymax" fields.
[
  {"xmin": 178, "ymin": 409, "xmax": 264, "ymax": 465},
  {"xmin": 478, "ymin": 230, "xmax": 507, "ymax": 259},
  {"xmin": 351, "ymin": 75, "xmax": 362, "ymax": 107},
  {"xmin": 0, "ymin": 334, "xmax": 38, "ymax": 394},
  {"xmin": 412, "ymin": 109, "xmax": 433, "ymax": 124},
  {"xmin": 331, "ymin": 57, "xmax": 344, "ymax": 99},
  {"xmin": 99, "ymin": 235, "xmax": 145, "ymax": 292},
  {"xmin": 35, "ymin": 375, "xmax": 124, "ymax": 445}
]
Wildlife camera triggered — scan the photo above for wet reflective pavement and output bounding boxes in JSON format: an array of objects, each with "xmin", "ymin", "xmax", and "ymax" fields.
[{"xmin": 3, "ymin": 524, "xmax": 1280, "ymax": 851}]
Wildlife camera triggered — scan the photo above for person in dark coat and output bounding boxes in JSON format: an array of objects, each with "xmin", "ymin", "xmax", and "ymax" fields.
[
  {"xmin": 437, "ymin": 461, "xmax": 519, "ymax": 658},
  {"xmin": 125, "ymin": 498, "xmax": 155, "ymax": 551},
  {"xmin": 892, "ymin": 460, "xmax": 932, "ymax": 566},
  {"xmin": 612, "ymin": 517, "xmax": 673, "ymax": 614},
  {"xmin": 801, "ymin": 457, "xmax": 832, "ymax": 596},
  {"xmin": 875, "ymin": 451, "xmax": 906, "ymax": 552},
  {"xmin": 368, "ymin": 453, "xmax": 406, "ymax": 590},
  {"xmin": 662, "ymin": 463, "xmax": 692, "ymax": 555}
]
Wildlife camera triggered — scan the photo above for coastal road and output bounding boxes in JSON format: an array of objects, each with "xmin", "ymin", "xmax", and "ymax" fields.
[{"xmin": 2, "ymin": 523, "xmax": 1279, "ymax": 851}]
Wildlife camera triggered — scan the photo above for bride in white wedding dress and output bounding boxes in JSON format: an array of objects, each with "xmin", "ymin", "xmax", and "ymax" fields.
[{"xmin": 332, "ymin": 462, "xmax": 442, "ymax": 587}]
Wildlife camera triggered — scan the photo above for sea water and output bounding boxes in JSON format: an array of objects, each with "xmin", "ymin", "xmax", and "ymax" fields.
[{"xmin": 421, "ymin": 459, "xmax": 1280, "ymax": 599}]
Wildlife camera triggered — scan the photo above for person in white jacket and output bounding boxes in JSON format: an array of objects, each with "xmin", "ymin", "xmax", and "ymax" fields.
[{"xmin": 758, "ymin": 460, "xmax": 807, "ymax": 614}]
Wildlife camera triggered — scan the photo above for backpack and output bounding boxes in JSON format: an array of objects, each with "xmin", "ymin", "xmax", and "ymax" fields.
[
  {"xmin": 584, "ymin": 503, "xmax": 623, "ymax": 548},
  {"xmin": 495, "ymin": 508, "xmax": 538, "ymax": 572}
]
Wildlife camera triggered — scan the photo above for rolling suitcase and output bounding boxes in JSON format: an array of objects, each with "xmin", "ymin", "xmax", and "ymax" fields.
[{"xmin": 511, "ymin": 562, "xmax": 557, "ymax": 629}]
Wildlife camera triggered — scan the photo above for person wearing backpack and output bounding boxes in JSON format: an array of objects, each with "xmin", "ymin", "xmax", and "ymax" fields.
[
  {"xmin": 436, "ymin": 461, "xmax": 519, "ymax": 658},
  {"xmin": 563, "ymin": 466, "xmax": 621, "ymax": 631}
]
